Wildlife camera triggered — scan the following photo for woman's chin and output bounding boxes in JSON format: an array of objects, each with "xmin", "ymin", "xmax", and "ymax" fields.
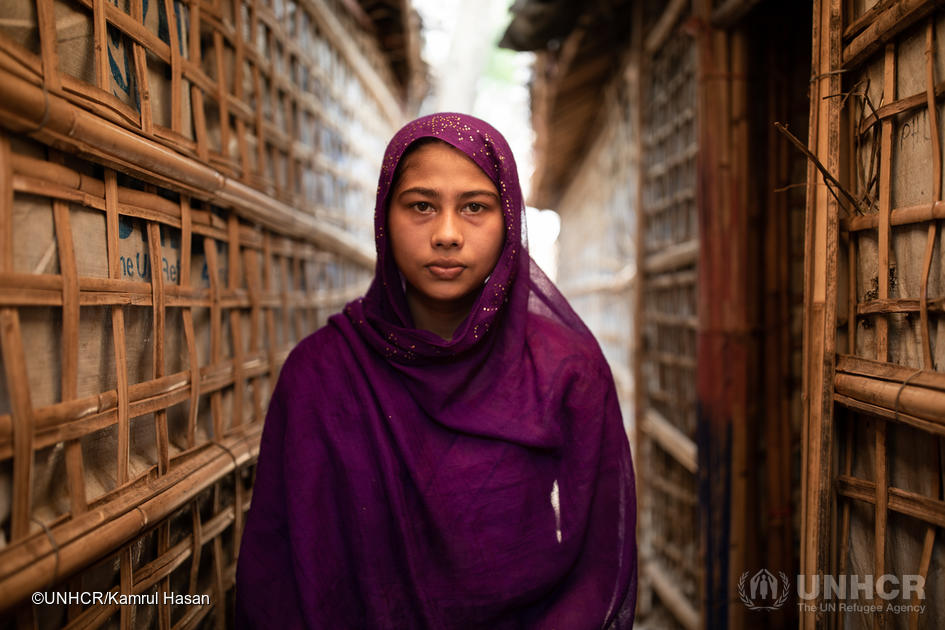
[{"xmin": 413, "ymin": 283, "xmax": 482, "ymax": 308}]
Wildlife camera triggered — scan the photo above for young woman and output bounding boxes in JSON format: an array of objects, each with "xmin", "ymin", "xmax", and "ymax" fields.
[{"xmin": 235, "ymin": 113, "xmax": 637, "ymax": 629}]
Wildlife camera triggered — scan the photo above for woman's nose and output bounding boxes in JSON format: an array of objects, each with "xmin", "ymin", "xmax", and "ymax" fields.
[{"xmin": 432, "ymin": 209, "xmax": 463, "ymax": 248}]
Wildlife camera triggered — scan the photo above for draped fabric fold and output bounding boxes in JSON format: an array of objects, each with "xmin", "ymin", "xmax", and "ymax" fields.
[{"xmin": 236, "ymin": 113, "xmax": 637, "ymax": 629}]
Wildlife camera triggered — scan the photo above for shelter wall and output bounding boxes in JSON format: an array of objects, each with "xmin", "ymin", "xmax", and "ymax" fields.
[
  {"xmin": 804, "ymin": 1, "xmax": 945, "ymax": 628},
  {"xmin": 0, "ymin": 0, "xmax": 405, "ymax": 625}
]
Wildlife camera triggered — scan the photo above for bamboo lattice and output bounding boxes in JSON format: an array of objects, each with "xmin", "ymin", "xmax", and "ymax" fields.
[
  {"xmin": 636, "ymin": 4, "xmax": 701, "ymax": 628},
  {"xmin": 0, "ymin": 0, "xmax": 404, "ymax": 626},
  {"xmin": 806, "ymin": 1, "xmax": 945, "ymax": 628}
]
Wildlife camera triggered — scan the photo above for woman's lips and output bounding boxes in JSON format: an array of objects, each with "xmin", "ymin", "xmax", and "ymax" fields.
[{"xmin": 427, "ymin": 264, "xmax": 465, "ymax": 280}]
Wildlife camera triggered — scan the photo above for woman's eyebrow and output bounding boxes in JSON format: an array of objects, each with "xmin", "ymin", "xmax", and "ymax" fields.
[
  {"xmin": 398, "ymin": 187, "xmax": 439, "ymax": 199},
  {"xmin": 458, "ymin": 190, "xmax": 500, "ymax": 201}
]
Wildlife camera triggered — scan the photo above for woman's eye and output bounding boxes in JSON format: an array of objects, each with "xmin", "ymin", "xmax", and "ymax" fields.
[
  {"xmin": 412, "ymin": 201, "xmax": 433, "ymax": 213},
  {"xmin": 464, "ymin": 203, "xmax": 485, "ymax": 214}
]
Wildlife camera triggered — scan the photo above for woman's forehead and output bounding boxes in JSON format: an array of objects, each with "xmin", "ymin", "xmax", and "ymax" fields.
[{"xmin": 394, "ymin": 142, "xmax": 498, "ymax": 190}]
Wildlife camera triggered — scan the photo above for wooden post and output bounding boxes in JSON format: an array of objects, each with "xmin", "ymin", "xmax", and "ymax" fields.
[
  {"xmin": 693, "ymin": 1, "xmax": 755, "ymax": 627},
  {"xmin": 802, "ymin": 1, "xmax": 843, "ymax": 628}
]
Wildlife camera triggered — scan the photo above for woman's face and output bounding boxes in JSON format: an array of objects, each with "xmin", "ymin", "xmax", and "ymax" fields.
[{"xmin": 388, "ymin": 141, "xmax": 505, "ymax": 311}]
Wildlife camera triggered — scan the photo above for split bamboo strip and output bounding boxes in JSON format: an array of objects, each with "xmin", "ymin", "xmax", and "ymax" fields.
[
  {"xmin": 52, "ymin": 195, "xmax": 88, "ymax": 517},
  {"xmin": 92, "ymin": 0, "xmax": 108, "ymax": 93},
  {"xmin": 871, "ymin": 43, "xmax": 897, "ymax": 630},
  {"xmin": 644, "ymin": 559, "xmax": 700, "ymax": 630},
  {"xmin": 920, "ymin": 19, "xmax": 940, "ymax": 372},
  {"xmin": 643, "ymin": 240, "xmax": 699, "ymax": 274},
  {"xmin": 162, "ymin": 0, "xmax": 183, "ymax": 136},
  {"xmin": 844, "ymin": 0, "xmax": 899, "ymax": 39},
  {"xmin": 645, "ymin": 0, "xmax": 689, "ymax": 54},
  {"xmin": 0, "ymin": 271, "xmax": 359, "ymax": 311},
  {"xmin": 837, "ymin": 414, "xmax": 855, "ymax": 630},
  {"xmin": 204, "ymin": 234, "xmax": 224, "ymax": 441},
  {"xmin": 35, "ymin": 0, "xmax": 61, "ymax": 94},
  {"xmin": 243, "ymin": 247, "xmax": 264, "ymax": 426},
  {"xmin": 843, "ymin": 201, "xmax": 945, "ymax": 230},
  {"xmin": 856, "ymin": 79, "xmax": 945, "ymax": 134},
  {"xmin": 837, "ymin": 354, "xmax": 945, "ymax": 389},
  {"xmin": 181, "ymin": 197, "xmax": 200, "ymax": 450},
  {"xmin": 0, "ymin": 308, "xmax": 33, "ymax": 543},
  {"xmin": 0, "ymin": 133, "xmax": 10, "ymax": 272},
  {"xmin": 855, "ymin": 297, "xmax": 945, "ymax": 314},
  {"xmin": 106, "ymin": 170, "xmax": 132, "ymax": 487},
  {"xmin": 835, "ymin": 475, "xmax": 945, "ymax": 528},
  {"xmin": 228, "ymin": 215, "xmax": 245, "ymax": 431},
  {"xmin": 834, "ymin": 393, "xmax": 945, "ymax": 437},
  {"xmin": 642, "ymin": 408, "xmax": 698, "ymax": 474},
  {"xmin": 119, "ymin": 546, "xmax": 132, "ymax": 630},
  {"xmin": 912, "ymin": 492, "xmax": 939, "ymax": 629},
  {"xmin": 913, "ymin": 26, "xmax": 943, "ymax": 627}
]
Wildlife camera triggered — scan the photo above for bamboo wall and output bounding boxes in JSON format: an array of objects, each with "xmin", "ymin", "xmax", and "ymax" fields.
[
  {"xmin": 804, "ymin": 0, "xmax": 945, "ymax": 628},
  {"xmin": 633, "ymin": 2, "xmax": 701, "ymax": 628},
  {"xmin": 548, "ymin": 1, "xmax": 810, "ymax": 628},
  {"xmin": 0, "ymin": 0, "xmax": 407, "ymax": 626},
  {"xmin": 527, "ymin": 0, "xmax": 945, "ymax": 628},
  {"xmin": 632, "ymin": 3, "xmax": 811, "ymax": 628}
]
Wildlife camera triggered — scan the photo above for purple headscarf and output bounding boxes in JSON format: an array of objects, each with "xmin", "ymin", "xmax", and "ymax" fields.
[{"xmin": 236, "ymin": 113, "xmax": 637, "ymax": 629}]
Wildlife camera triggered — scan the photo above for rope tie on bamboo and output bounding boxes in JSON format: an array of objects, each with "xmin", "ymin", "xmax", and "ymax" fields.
[
  {"xmin": 31, "ymin": 517, "xmax": 60, "ymax": 591},
  {"xmin": 893, "ymin": 369, "xmax": 925, "ymax": 423},
  {"xmin": 23, "ymin": 81, "xmax": 51, "ymax": 134},
  {"xmin": 809, "ymin": 69, "xmax": 849, "ymax": 83},
  {"xmin": 213, "ymin": 440, "xmax": 240, "ymax": 471}
]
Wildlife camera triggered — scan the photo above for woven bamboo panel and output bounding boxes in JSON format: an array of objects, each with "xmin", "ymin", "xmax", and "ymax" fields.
[
  {"xmin": 0, "ymin": 0, "xmax": 398, "ymax": 242},
  {"xmin": 0, "ymin": 133, "xmax": 370, "ymax": 629},
  {"xmin": 636, "ymin": 2, "xmax": 701, "ymax": 626},
  {"xmin": 805, "ymin": 0, "xmax": 945, "ymax": 628},
  {"xmin": 0, "ymin": 0, "xmax": 403, "ymax": 626}
]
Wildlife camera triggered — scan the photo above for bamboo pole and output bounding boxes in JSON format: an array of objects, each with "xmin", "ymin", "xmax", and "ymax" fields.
[
  {"xmin": 834, "ymin": 373, "xmax": 945, "ymax": 424},
  {"xmin": 802, "ymin": 1, "xmax": 843, "ymax": 627}
]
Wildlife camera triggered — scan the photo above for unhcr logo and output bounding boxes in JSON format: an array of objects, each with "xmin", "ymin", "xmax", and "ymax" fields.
[
  {"xmin": 737, "ymin": 569, "xmax": 791, "ymax": 610},
  {"xmin": 738, "ymin": 570, "xmax": 927, "ymax": 614}
]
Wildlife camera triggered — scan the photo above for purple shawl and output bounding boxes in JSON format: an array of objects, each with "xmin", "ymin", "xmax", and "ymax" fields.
[{"xmin": 235, "ymin": 113, "xmax": 637, "ymax": 629}]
